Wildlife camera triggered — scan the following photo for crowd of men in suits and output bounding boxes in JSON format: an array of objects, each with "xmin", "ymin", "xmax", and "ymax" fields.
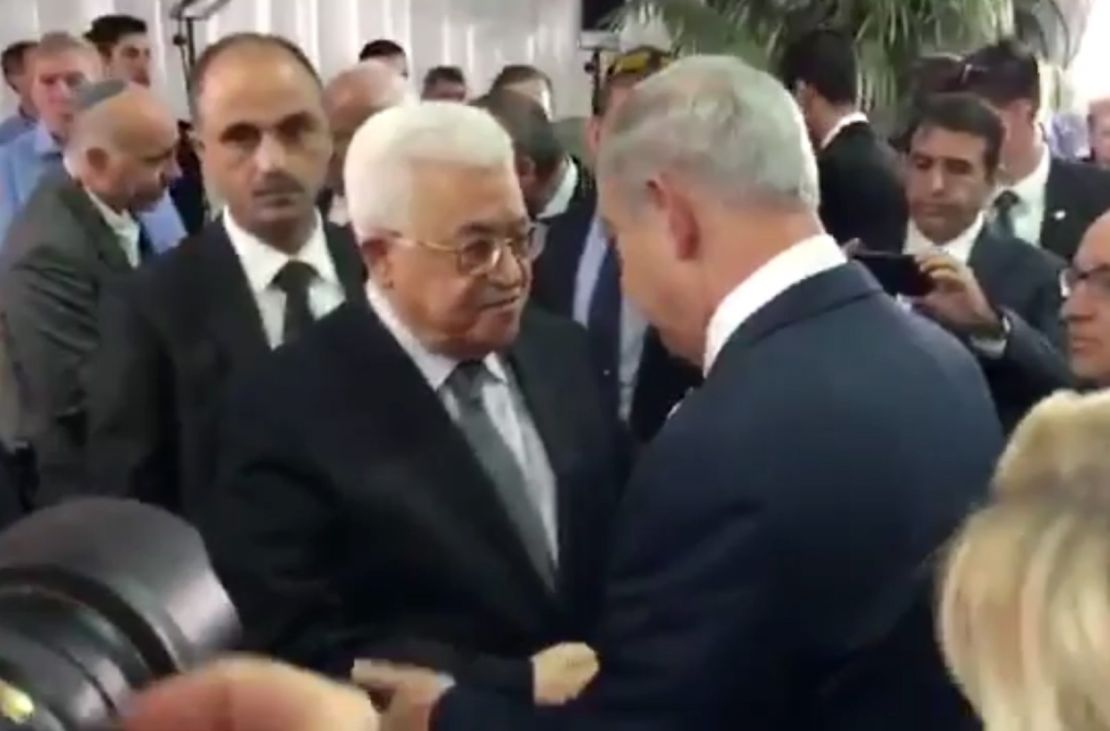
[{"xmin": 3, "ymin": 16, "xmax": 1110, "ymax": 731}]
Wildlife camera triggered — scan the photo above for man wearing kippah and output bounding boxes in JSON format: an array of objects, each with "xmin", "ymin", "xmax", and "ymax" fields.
[{"xmin": 0, "ymin": 80, "xmax": 181, "ymax": 505}]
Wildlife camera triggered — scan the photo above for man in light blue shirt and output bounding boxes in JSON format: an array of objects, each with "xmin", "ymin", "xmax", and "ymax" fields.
[
  {"xmin": 0, "ymin": 33, "xmax": 184, "ymax": 250},
  {"xmin": 0, "ymin": 41, "xmax": 38, "ymax": 145}
]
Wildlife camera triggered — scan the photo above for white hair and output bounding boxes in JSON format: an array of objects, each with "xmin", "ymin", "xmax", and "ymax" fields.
[
  {"xmin": 344, "ymin": 101, "xmax": 515, "ymax": 239},
  {"xmin": 598, "ymin": 55, "xmax": 820, "ymax": 210}
]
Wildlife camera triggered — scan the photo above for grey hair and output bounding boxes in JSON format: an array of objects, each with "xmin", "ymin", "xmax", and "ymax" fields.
[
  {"xmin": 597, "ymin": 55, "xmax": 820, "ymax": 211},
  {"xmin": 344, "ymin": 101, "xmax": 515, "ymax": 239},
  {"xmin": 74, "ymin": 79, "xmax": 128, "ymax": 112}
]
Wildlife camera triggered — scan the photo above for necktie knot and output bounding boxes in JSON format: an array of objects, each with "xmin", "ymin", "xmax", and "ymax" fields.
[
  {"xmin": 272, "ymin": 260, "xmax": 317, "ymax": 295},
  {"xmin": 447, "ymin": 361, "xmax": 488, "ymax": 405},
  {"xmin": 994, "ymin": 190, "xmax": 1020, "ymax": 214}
]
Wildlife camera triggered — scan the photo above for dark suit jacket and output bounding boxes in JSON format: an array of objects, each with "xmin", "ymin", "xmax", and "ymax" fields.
[
  {"xmin": 532, "ymin": 171, "xmax": 699, "ymax": 443},
  {"xmin": 198, "ymin": 302, "xmax": 624, "ymax": 693},
  {"xmin": 966, "ymin": 227, "xmax": 1073, "ymax": 431},
  {"xmin": 818, "ymin": 121, "xmax": 907, "ymax": 253},
  {"xmin": 0, "ymin": 172, "xmax": 137, "ymax": 504},
  {"xmin": 1040, "ymin": 157, "xmax": 1110, "ymax": 261},
  {"xmin": 434, "ymin": 263, "xmax": 1002, "ymax": 731},
  {"xmin": 85, "ymin": 219, "xmax": 364, "ymax": 515}
]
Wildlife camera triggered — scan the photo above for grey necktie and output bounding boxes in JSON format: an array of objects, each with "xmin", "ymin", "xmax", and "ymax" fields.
[
  {"xmin": 992, "ymin": 190, "xmax": 1021, "ymax": 240},
  {"xmin": 445, "ymin": 361, "xmax": 555, "ymax": 589}
]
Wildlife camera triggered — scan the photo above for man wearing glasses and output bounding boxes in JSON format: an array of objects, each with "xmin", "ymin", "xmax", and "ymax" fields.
[
  {"xmin": 199, "ymin": 99, "xmax": 624, "ymax": 704},
  {"xmin": 1063, "ymin": 212, "xmax": 1110, "ymax": 389}
]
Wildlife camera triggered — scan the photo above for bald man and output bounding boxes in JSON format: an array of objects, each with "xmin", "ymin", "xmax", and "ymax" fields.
[
  {"xmin": 320, "ymin": 59, "xmax": 409, "ymax": 225},
  {"xmin": 0, "ymin": 80, "xmax": 179, "ymax": 505},
  {"xmin": 1063, "ymin": 211, "xmax": 1110, "ymax": 389},
  {"xmin": 0, "ymin": 32, "xmax": 186, "ymax": 249}
]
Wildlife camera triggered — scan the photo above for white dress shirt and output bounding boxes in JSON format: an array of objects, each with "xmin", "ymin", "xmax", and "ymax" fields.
[
  {"xmin": 904, "ymin": 213, "xmax": 985, "ymax": 264},
  {"xmin": 820, "ymin": 111, "xmax": 869, "ymax": 151},
  {"xmin": 365, "ymin": 280, "xmax": 560, "ymax": 558},
  {"xmin": 994, "ymin": 143, "xmax": 1051, "ymax": 247},
  {"xmin": 572, "ymin": 214, "xmax": 649, "ymax": 420},
  {"xmin": 223, "ymin": 210, "xmax": 346, "ymax": 348},
  {"xmin": 902, "ymin": 214, "xmax": 1007, "ymax": 358},
  {"xmin": 83, "ymin": 186, "xmax": 142, "ymax": 267},
  {"xmin": 704, "ymin": 235, "xmax": 846, "ymax": 374},
  {"xmin": 327, "ymin": 193, "xmax": 350, "ymax": 227},
  {"xmin": 538, "ymin": 158, "xmax": 579, "ymax": 220}
]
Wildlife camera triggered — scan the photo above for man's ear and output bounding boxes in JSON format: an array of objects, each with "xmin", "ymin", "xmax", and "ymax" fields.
[
  {"xmin": 86, "ymin": 145, "xmax": 110, "ymax": 172},
  {"xmin": 647, "ymin": 175, "xmax": 699, "ymax": 261},
  {"xmin": 586, "ymin": 116, "xmax": 603, "ymax": 162},
  {"xmin": 360, "ymin": 236, "xmax": 395, "ymax": 287}
]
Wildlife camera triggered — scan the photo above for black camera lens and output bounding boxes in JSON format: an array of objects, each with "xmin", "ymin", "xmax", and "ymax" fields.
[{"xmin": 0, "ymin": 499, "xmax": 239, "ymax": 731}]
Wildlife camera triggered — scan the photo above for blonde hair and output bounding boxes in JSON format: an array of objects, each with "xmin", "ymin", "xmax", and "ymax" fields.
[
  {"xmin": 939, "ymin": 494, "xmax": 1110, "ymax": 731},
  {"xmin": 992, "ymin": 390, "xmax": 1110, "ymax": 502}
]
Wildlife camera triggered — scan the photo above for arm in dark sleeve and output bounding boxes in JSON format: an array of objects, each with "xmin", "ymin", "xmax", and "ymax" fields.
[
  {"xmin": 200, "ymin": 382, "xmax": 537, "ymax": 694},
  {"xmin": 435, "ymin": 419, "xmax": 783, "ymax": 731},
  {"xmin": 4, "ymin": 242, "xmax": 99, "ymax": 504},
  {"xmin": 85, "ymin": 281, "xmax": 177, "ymax": 508}
]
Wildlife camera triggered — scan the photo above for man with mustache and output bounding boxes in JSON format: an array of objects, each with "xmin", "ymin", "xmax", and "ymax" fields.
[
  {"xmin": 197, "ymin": 101, "xmax": 623, "ymax": 701},
  {"xmin": 85, "ymin": 33, "xmax": 365, "ymax": 514}
]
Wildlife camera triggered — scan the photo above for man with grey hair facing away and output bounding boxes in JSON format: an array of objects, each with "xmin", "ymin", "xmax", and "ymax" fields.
[
  {"xmin": 320, "ymin": 59, "xmax": 410, "ymax": 226},
  {"xmin": 0, "ymin": 80, "xmax": 179, "ymax": 506},
  {"xmin": 199, "ymin": 100, "xmax": 624, "ymax": 703},
  {"xmin": 358, "ymin": 55, "xmax": 1002, "ymax": 731}
]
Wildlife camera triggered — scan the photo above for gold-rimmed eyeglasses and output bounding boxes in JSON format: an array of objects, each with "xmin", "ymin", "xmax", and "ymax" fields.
[{"xmin": 393, "ymin": 223, "xmax": 546, "ymax": 276}]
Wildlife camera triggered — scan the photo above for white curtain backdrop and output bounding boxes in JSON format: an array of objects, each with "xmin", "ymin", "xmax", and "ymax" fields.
[{"xmin": 0, "ymin": 0, "xmax": 599, "ymax": 119}]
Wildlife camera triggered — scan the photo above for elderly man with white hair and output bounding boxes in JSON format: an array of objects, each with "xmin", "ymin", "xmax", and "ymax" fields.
[
  {"xmin": 358, "ymin": 55, "xmax": 1002, "ymax": 731},
  {"xmin": 200, "ymin": 100, "xmax": 624, "ymax": 702},
  {"xmin": 320, "ymin": 59, "xmax": 411, "ymax": 225}
]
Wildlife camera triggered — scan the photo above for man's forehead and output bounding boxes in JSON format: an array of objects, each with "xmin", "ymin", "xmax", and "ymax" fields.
[
  {"xmin": 1079, "ymin": 220, "xmax": 1110, "ymax": 266},
  {"xmin": 35, "ymin": 52, "xmax": 96, "ymax": 74}
]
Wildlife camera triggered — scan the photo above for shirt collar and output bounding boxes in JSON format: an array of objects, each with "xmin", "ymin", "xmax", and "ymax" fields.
[
  {"xmin": 1003, "ymin": 143, "xmax": 1051, "ymax": 203},
  {"xmin": 704, "ymin": 234, "xmax": 846, "ymax": 374},
  {"xmin": 820, "ymin": 111, "xmax": 868, "ymax": 150},
  {"xmin": 904, "ymin": 214, "xmax": 985, "ymax": 264},
  {"xmin": 32, "ymin": 122, "xmax": 61, "ymax": 158},
  {"xmin": 222, "ymin": 209, "xmax": 339, "ymax": 295},
  {"xmin": 84, "ymin": 185, "xmax": 140, "ymax": 240},
  {"xmin": 364, "ymin": 278, "xmax": 508, "ymax": 392},
  {"xmin": 538, "ymin": 158, "xmax": 578, "ymax": 220}
]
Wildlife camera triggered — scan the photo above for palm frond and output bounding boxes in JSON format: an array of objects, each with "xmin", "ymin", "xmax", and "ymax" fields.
[{"xmin": 618, "ymin": 0, "xmax": 1040, "ymax": 120}]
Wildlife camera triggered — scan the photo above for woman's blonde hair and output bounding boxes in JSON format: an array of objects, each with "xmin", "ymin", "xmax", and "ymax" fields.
[
  {"xmin": 993, "ymin": 390, "xmax": 1110, "ymax": 502},
  {"xmin": 939, "ymin": 493, "xmax": 1110, "ymax": 731}
]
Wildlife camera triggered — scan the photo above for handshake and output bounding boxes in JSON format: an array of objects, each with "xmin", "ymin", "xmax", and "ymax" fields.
[{"xmin": 122, "ymin": 643, "xmax": 600, "ymax": 731}]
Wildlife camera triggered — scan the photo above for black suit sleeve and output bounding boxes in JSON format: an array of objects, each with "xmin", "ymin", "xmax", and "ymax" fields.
[
  {"xmin": 85, "ymin": 282, "xmax": 177, "ymax": 508},
  {"xmin": 434, "ymin": 421, "xmax": 785, "ymax": 731},
  {"xmin": 4, "ymin": 241, "xmax": 98, "ymax": 505},
  {"xmin": 201, "ymin": 380, "xmax": 538, "ymax": 694},
  {"xmin": 978, "ymin": 266, "xmax": 1073, "ymax": 430}
]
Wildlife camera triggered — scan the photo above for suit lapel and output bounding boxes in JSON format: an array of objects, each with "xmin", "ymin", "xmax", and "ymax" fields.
[
  {"xmin": 1041, "ymin": 159, "xmax": 1072, "ymax": 257},
  {"xmin": 195, "ymin": 223, "xmax": 270, "ymax": 368},
  {"xmin": 532, "ymin": 191, "xmax": 597, "ymax": 316},
  {"xmin": 506, "ymin": 308, "xmax": 580, "ymax": 596},
  {"xmin": 967, "ymin": 228, "xmax": 1014, "ymax": 296},
  {"xmin": 332, "ymin": 302, "xmax": 558, "ymax": 621},
  {"xmin": 323, "ymin": 223, "xmax": 366, "ymax": 302},
  {"xmin": 55, "ymin": 175, "xmax": 133, "ymax": 274}
]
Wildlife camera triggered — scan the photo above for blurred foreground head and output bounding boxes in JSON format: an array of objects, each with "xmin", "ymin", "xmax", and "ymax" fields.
[{"xmin": 940, "ymin": 492, "xmax": 1110, "ymax": 731}]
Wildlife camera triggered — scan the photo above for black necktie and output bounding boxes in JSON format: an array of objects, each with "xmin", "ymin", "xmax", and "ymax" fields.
[
  {"xmin": 992, "ymin": 190, "xmax": 1020, "ymax": 240},
  {"xmin": 588, "ymin": 246, "xmax": 622, "ymax": 417},
  {"xmin": 137, "ymin": 224, "xmax": 154, "ymax": 264},
  {"xmin": 445, "ymin": 361, "xmax": 555, "ymax": 587},
  {"xmin": 272, "ymin": 261, "xmax": 317, "ymax": 345}
]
